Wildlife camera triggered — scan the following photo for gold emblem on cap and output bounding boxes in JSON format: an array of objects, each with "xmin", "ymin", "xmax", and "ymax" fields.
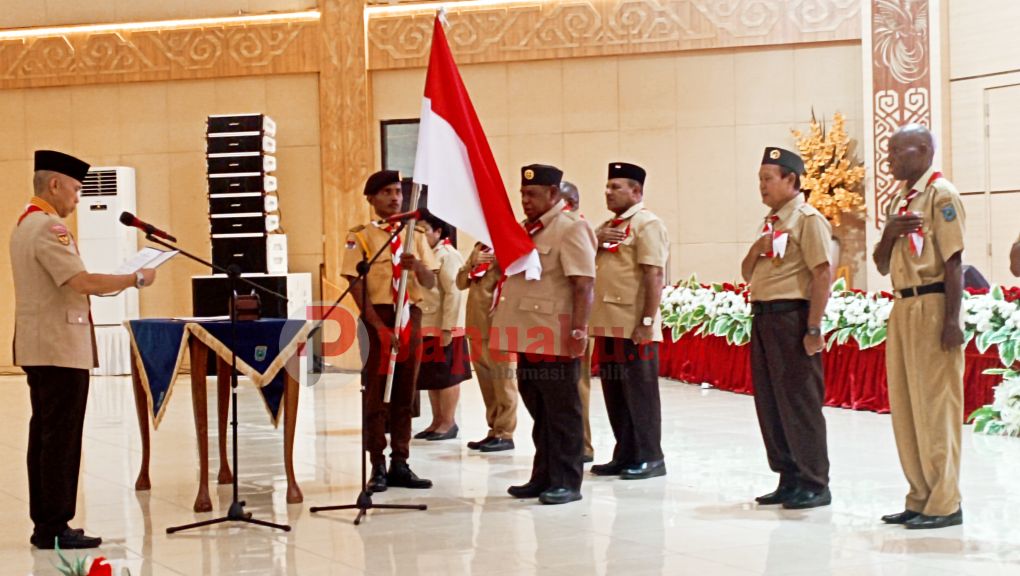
[
  {"xmin": 524, "ymin": 169, "xmax": 535, "ymax": 180},
  {"xmin": 769, "ymin": 149, "xmax": 781, "ymax": 160}
]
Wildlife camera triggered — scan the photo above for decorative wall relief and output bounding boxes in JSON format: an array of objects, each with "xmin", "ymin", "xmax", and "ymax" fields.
[
  {"xmin": 366, "ymin": 0, "xmax": 862, "ymax": 70},
  {"xmin": 868, "ymin": 0, "xmax": 935, "ymax": 227},
  {"xmin": 0, "ymin": 18, "xmax": 320, "ymax": 89}
]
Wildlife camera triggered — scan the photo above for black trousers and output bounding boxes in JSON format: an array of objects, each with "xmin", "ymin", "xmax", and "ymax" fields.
[
  {"xmin": 597, "ymin": 337, "xmax": 664, "ymax": 464},
  {"xmin": 363, "ymin": 305, "xmax": 422, "ymax": 466},
  {"xmin": 517, "ymin": 355, "xmax": 583, "ymax": 491},
  {"xmin": 24, "ymin": 366, "xmax": 90, "ymax": 539},
  {"xmin": 750, "ymin": 305, "xmax": 829, "ymax": 492}
]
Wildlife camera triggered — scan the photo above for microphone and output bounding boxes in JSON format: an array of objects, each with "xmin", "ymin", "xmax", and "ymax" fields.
[
  {"xmin": 383, "ymin": 209, "xmax": 423, "ymax": 223},
  {"xmin": 119, "ymin": 211, "xmax": 178, "ymax": 242}
]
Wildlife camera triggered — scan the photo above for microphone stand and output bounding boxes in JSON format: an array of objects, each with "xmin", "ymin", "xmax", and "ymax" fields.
[
  {"xmin": 308, "ymin": 218, "xmax": 427, "ymax": 525},
  {"xmin": 142, "ymin": 234, "xmax": 293, "ymax": 534}
]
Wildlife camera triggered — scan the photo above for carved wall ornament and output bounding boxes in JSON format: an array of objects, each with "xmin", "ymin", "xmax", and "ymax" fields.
[
  {"xmin": 0, "ymin": 19, "xmax": 320, "ymax": 89},
  {"xmin": 366, "ymin": 0, "xmax": 862, "ymax": 70}
]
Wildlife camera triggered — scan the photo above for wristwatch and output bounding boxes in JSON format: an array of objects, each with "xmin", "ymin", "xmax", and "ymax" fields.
[
  {"xmin": 641, "ymin": 316, "xmax": 654, "ymax": 327},
  {"xmin": 134, "ymin": 270, "xmax": 146, "ymax": 288},
  {"xmin": 806, "ymin": 326, "xmax": 822, "ymax": 337},
  {"xmin": 570, "ymin": 328, "xmax": 588, "ymax": 340}
]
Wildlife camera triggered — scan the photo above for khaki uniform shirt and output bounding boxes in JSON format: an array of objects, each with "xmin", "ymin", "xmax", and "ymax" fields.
[
  {"xmin": 590, "ymin": 202, "xmax": 670, "ymax": 341},
  {"xmin": 749, "ymin": 194, "xmax": 832, "ymax": 302},
  {"xmin": 341, "ymin": 221, "xmax": 440, "ymax": 306},
  {"xmin": 10, "ymin": 198, "xmax": 98, "ymax": 370},
  {"xmin": 490, "ymin": 200, "xmax": 597, "ymax": 357},
  {"xmin": 420, "ymin": 241, "xmax": 465, "ymax": 332},
  {"xmin": 884, "ymin": 166, "xmax": 966, "ymax": 291},
  {"xmin": 455, "ymin": 243, "xmax": 502, "ymax": 336}
]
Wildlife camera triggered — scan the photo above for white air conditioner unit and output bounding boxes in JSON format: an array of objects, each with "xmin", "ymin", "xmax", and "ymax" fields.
[{"xmin": 77, "ymin": 167, "xmax": 139, "ymax": 326}]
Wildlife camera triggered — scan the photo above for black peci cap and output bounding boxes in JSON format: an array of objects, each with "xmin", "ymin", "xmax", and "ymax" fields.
[
  {"xmin": 761, "ymin": 147, "xmax": 805, "ymax": 175},
  {"xmin": 34, "ymin": 150, "xmax": 90, "ymax": 183},
  {"xmin": 608, "ymin": 162, "xmax": 646, "ymax": 185},
  {"xmin": 521, "ymin": 164, "xmax": 563, "ymax": 187}
]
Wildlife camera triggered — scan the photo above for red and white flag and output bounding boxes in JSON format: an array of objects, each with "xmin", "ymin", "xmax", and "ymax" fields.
[{"xmin": 412, "ymin": 11, "xmax": 541, "ymax": 281}]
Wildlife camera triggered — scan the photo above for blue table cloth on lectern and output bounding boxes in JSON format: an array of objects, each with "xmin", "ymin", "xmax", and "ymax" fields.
[{"xmin": 126, "ymin": 318, "xmax": 310, "ymax": 429}]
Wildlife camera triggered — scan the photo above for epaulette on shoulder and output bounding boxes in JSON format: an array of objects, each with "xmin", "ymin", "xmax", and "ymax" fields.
[{"xmin": 349, "ymin": 224, "xmax": 366, "ymax": 233}]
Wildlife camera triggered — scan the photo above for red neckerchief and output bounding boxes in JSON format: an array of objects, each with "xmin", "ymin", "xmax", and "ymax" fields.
[
  {"xmin": 602, "ymin": 217, "xmax": 631, "ymax": 253},
  {"xmin": 490, "ymin": 220, "xmax": 545, "ymax": 312},
  {"xmin": 897, "ymin": 171, "xmax": 942, "ymax": 257},
  {"xmin": 17, "ymin": 197, "xmax": 57, "ymax": 225},
  {"xmin": 469, "ymin": 245, "xmax": 493, "ymax": 281},
  {"xmin": 761, "ymin": 214, "xmax": 780, "ymax": 258}
]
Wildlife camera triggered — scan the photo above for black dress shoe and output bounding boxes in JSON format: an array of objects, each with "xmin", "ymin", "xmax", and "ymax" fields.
[
  {"xmin": 782, "ymin": 487, "xmax": 831, "ymax": 509},
  {"xmin": 881, "ymin": 510, "xmax": 921, "ymax": 524},
  {"xmin": 468, "ymin": 436, "xmax": 495, "ymax": 450},
  {"xmin": 413, "ymin": 429, "xmax": 435, "ymax": 440},
  {"xmin": 620, "ymin": 460, "xmax": 666, "ymax": 480},
  {"xmin": 507, "ymin": 482, "xmax": 546, "ymax": 498},
  {"xmin": 426, "ymin": 424, "xmax": 459, "ymax": 441},
  {"xmin": 905, "ymin": 508, "xmax": 963, "ymax": 530},
  {"xmin": 755, "ymin": 485, "xmax": 798, "ymax": 505},
  {"xmin": 539, "ymin": 487, "xmax": 582, "ymax": 505},
  {"xmin": 582, "ymin": 453, "xmax": 594, "ymax": 464},
  {"xmin": 367, "ymin": 463, "xmax": 388, "ymax": 493},
  {"xmin": 387, "ymin": 462, "xmax": 433, "ymax": 489},
  {"xmin": 590, "ymin": 460, "xmax": 627, "ymax": 476},
  {"xmin": 479, "ymin": 438, "xmax": 514, "ymax": 452},
  {"xmin": 31, "ymin": 528, "xmax": 102, "ymax": 550}
]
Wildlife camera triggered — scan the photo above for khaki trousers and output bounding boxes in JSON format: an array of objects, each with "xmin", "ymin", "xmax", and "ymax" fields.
[
  {"xmin": 579, "ymin": 339, "xmax": 594, "ymax": 458},
  {"xmin": 471, "ymin": 337, "xmax": 517, "ymax": 439},
  {"xmin": 886, "ymin": 293, "xmax": 964, "ymax": 517}
]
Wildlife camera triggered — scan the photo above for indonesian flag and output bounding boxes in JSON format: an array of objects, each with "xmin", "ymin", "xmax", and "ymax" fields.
[{"xmin": 412, "ymin": 12, "xmax": 541, "ymax": 280}]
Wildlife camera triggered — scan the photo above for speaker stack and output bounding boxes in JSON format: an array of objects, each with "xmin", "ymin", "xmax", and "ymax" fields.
[{"xmin": 205, "ymin": 113, "xmax": 286, "ymax": 275}]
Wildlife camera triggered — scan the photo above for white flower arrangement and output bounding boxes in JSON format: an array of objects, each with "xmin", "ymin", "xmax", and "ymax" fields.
[
  {"xmin": 969, "ymin": 368, "xmax": 1020, "ymax": 437},
  {"xmin": 661, "ymin": 279, "xmax": 1020, "ymax": 436}
]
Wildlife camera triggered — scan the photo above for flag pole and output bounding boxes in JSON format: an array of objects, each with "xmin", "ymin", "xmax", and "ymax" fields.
[{"xmin": 383, "ymin": 182, "xmax": 422, "ymax": 403}]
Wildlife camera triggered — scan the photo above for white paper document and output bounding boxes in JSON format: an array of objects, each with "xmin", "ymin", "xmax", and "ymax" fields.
[
  {"xmin": 112, "ymin": 247, "xmax": 179, "ymax": 275},
  {"xmin": 96, "ymin": 248, "xmax": 179, "ymax": 297}
]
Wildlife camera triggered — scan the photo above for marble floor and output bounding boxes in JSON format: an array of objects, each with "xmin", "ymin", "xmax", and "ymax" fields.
[{"xmin": 1, "ymin": 371, "xmax": 1020, "ymax": 576}]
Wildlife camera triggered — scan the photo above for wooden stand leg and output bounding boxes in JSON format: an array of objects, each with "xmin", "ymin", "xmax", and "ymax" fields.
[
  {"xmin": 131, "ymin": 353, "xmax": 152, "ymax": 491},
  {"xmin": 216, "ymin": 357, "xmax": 233, "ymax": 484},
  {"xmin": 189, "ymin": 340, "xmax": 213, "ymax": 513},
  {"xmin": 283, "ymin": 357, "xmax": 303, "ymax": 504}
]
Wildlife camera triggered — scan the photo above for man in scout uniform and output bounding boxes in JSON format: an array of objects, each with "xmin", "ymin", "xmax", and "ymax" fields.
[
  {"xmin": 873, "ymin": 124, "xmax": 966, "ymax": 530},
  {"xmin": 414, "ymin": 213, "xmax": 466, "ymax": 440},
  {"xmin": 490, "ymin": 164, "xmax": 597, "ymax": 505},
  {"xmin": 589, "ymin": 162, "xmax": 669, "ymax": 480},
  {"xmin": 12, "ymin": 150, "xmax": 158, "ymax": 549},
  {"xmin": 740, "ymin": 146, "xmax": 832, "ymax": 510},
  {"xmin": 456, "ymin": 243, "xmax": 517, "ymax": 453},
  {"xmin": 343, "ymin": 170, "xmax": 439, "ymax": 493},
  {"xmin": 560, "ymin": 179, "xmax": 594, "ymax": 462}
]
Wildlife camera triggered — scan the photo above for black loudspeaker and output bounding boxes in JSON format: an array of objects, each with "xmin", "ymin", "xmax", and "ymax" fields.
[
  {"xmin": 211, "ymin": 236, "xmax": 268, "ymax": 273},
  {"xmin": 192, "ymin": 275, "xmax": 289, "ymax": 318}
]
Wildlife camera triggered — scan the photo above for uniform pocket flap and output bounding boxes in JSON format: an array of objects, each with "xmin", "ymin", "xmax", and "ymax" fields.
[
  {"xmin": 601, "ymin": 293, "xmax": 635, "ymax": 305},
  {"xmin": 66, "ymin": 310, "xmax": 89, "ymax": 325},
  {"xmin": 535, "ymin": 244, "xmax": 552, "ymax": 255},
  {"xmin": 518, "ymin": 296, "xmax": 554, "ymax": 314}
]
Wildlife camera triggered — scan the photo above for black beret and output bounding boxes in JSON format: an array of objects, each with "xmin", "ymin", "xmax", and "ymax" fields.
[
  {"xmin": 364, "ymin": 170, "xmax": 401, "ymax": 196},
  {"xmin": 521, "ymin": 164, "xmax": 563, "ymax": 187},
  {"xmin": 608, "ymin": 162, "xmax": 646, "ymax": 185},
  {"xmin": 761, "ymin": 147, "xmax": 804, "ymax": 175},
  {"xmin": 34, "ymin": 150, "xmax": 90, "ymax": 183}
]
